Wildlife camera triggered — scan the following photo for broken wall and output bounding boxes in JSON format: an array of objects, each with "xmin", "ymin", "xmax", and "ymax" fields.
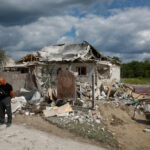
[
  {"xmin": 0, "ymin": 72, "xmax": 26, "ymax": 91},
  {"xmin": 97, "ymin": 64, "xmax": 110, "ymax": 79},
  {"xmin": 32, "ymin": 62, "xmax": 120, "ymax": 100},
  {"xmin": 0, "ymin": 72, "xmax": 37, "ymax": 92},
  {"xmin": 71, "ymin": 62, "xmax": 95, "ymax": 84},
  {"xmin": 35, "ymin": 62, "xmax": 96, "ymax": 88},
  {"xmin": 110, "ymin": 64, "xmax": 120, "ymax": 81},
  {"xmin": 35, "ymin": 64, "xmax": 70, "ymax": 89},
  {"xmin": 96, "ymin": 62, "xmax": 120, "ymax": 87}
]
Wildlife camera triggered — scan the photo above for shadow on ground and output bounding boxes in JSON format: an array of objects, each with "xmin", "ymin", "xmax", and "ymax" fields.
[{"xmin": 133, "ymin": 118, "xmax": 150, "ymax": 125}]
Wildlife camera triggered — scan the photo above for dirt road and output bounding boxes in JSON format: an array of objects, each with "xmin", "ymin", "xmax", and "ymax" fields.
[
  {"xmin": 99, "ymin": 103, "xmax": 150, "ymax": 150},
  {"xmin": 0, "ymin": 124, "xmax": 106, "ymax": 150}
]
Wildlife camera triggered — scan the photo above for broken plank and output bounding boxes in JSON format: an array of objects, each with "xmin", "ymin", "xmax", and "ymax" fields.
[{"xmin": 107, "ymin": 80, "xmax": 114, "ymax": 100}]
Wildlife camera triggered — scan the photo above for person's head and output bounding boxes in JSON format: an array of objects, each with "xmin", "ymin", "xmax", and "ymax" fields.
[{"xmin": 0, "ymin": 77, "xmax": 6, "ymax": 85}]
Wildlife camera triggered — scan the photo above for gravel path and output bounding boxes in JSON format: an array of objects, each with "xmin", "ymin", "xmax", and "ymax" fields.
[{"xmin": 0, "ymin": 124, "xmax": 106, "ymax": 150}]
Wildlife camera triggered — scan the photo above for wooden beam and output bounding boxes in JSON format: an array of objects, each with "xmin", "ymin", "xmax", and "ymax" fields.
[{"xmin": 107, "ymin": 80, "xmax": 114, "ymax": 100}]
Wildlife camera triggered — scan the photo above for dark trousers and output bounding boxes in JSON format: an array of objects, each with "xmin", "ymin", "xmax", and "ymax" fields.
[{"xmin": 0, "ymin": 97, "xmax": 12, "ymax": 124}]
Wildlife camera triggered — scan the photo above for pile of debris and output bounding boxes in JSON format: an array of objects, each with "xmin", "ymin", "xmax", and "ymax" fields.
[
  {"xmin": 76, "ymin": 80, "xmax": 134, "ymax": 107},
  {"xmin": 99, "ymin": 80, "xmax": 133, "ymax": 100},
  {"xmin": 12, "ymin": 88, "xmax": 42, "ymax": 115},
  {"xmin": 12, "ymin": 96, "xmax": 102, "ymax": 126},
  {"xmin": 43, "ymin": 103, "xmax": 102, "ymax": 124},
  {"xmin": 76, "ymin": 80, "xmax": 150, "ymax": 106},
  {"xmin": 11, "ymin": 80, "xmax": 150, "ymax": 122}
]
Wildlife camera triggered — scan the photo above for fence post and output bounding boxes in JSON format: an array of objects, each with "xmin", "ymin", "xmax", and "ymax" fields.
[{"xmin": 92, "ymin": 74, "xmax": 95, "ymax": 109}]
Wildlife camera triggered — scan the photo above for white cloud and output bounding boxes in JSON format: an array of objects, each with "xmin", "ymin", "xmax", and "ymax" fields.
[
  {"xmin": 139, "ymin": 53, "xmax": 150, "ymax": 61},
  {"xmin": 72, "ymin": 7, "xmax": 150, "ymax": 62},
  {"xmin": 1, "ymin": 7, "xmax": 150, "ymax": 62},
  {"xmin": 1, "ymin": 16, "xmax": 78, "ymax": 57}
]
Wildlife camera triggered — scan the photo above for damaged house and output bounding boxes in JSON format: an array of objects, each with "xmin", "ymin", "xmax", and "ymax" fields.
[{"xmin": 5, "ymin": 41, "xmax": 120, "ymax": 100}]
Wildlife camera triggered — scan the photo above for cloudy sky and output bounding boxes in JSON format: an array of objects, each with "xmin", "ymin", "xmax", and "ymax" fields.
[{"xmin": 0, "ymin": 0, "xmax": 150, "ymax": 62}]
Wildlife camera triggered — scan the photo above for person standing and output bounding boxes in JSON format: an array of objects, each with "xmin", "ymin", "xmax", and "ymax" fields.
[{"xmin": 0, "ymin": 78, "xmax": 14, "ymax": 127}]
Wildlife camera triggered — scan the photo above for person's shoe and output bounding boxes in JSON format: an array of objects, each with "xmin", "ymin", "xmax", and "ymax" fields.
[{"xmin": 6, "ymin": 123, "xmax": 11, "ymax": 127}]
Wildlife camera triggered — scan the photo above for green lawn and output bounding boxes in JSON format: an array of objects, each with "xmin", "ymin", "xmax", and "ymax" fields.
[{"xmin": 121, "ymin": 78, "xmax": 150, "ymax": 85}]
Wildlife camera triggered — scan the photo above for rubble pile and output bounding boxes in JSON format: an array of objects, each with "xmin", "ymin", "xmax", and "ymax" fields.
[
  {"xmin": 12, "ymin": 95, "xmax": 102, "ymax": 126},
  {"xmin": 11, "ymin": 81, "xmax": 150, "ymax": 123},
  {"xmin": 75, "ymin": 80, "xmax": 134, "ymax": 107},
  {"xmin": 43, "ymin": 104, "xmax": 102, "ymax": 125},
  {"xmin": 11, "ymin": 80, "xmax": 141, "ymax": 117},
  {"xmin": 11, "ymin": 96, "xmax": 27, "ymax": 113},
  {"xmin": 12, "ymin": 98, "xmax": 52, "ymax": 116},
  {"xmin": 70, "ymin": 108, "xmax": 102, "ymax": 124},
  {"xmin": 76, "ymin": 82, "xmax": 92, "ymax": 99},
  {"xmin": 100, "ymin": 81, "xmax": 133, "ymax": 100},
  {"xmin": 42, "ymin": 104, "xmax": 120, "ymax": 149}
]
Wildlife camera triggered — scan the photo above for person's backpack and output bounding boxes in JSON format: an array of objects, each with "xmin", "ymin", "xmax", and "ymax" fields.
[{"xmin": 0, "ymin": 88, "xmax": 7, "ymax": 98}]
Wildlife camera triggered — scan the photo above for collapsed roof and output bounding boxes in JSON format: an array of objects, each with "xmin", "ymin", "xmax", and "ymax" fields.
[
  {"xmin": 36, "ymin": 41, "xmax": 108, "ymax": 62},
  {"xmin": 17, "ymin": 41, "xmax": 120, "ymax": 65}
]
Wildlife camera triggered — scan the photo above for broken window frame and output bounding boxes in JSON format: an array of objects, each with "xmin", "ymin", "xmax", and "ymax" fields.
[{"xmin": 76, "ymin": 66, "xmax": 87, "ymax": 76}]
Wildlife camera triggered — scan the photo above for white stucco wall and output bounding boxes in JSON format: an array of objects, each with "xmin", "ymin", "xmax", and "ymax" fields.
[
  {"xmin": 35, "ymin": 62, "xmax": 96, "ymax": 88},
  {"xmin": 70, "ymin": 63, "xmax": 95, "ymax": 84},
  {"xmin": 34, "ymin": 62, "xmax": 120, "ymax": 89},
  {"xmin": 110, "ymin": 64, "xmax": 120, "ymax": 81}
]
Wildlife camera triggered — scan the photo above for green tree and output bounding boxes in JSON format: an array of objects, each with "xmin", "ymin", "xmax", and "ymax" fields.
[
  {"xmin": 143, "ymin": 60, "xmax": 150, "ymax": 77},
  {"xmin": 121, "ymin": 60, "xmax": 150, "ymax": 78},
  {"xmin": 112, "ymin": 56, "xmax": 121, "ymax": 63}
]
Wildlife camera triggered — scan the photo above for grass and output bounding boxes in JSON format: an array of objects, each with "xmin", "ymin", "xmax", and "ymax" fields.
[{"xmin": 121, "ymin": 78, "xmax": 150, "ymax": 85}]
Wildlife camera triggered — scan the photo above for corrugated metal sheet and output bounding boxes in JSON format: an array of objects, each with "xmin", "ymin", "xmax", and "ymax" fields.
[{"xmin": 57, "ymin": 71, "xmax": 75, "ymax": 100}]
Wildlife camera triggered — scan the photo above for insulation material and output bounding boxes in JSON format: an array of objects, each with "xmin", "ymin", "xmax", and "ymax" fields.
[{"xmin": 43, "ymin": 103, "xmax": 72, "ymax": 117}]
